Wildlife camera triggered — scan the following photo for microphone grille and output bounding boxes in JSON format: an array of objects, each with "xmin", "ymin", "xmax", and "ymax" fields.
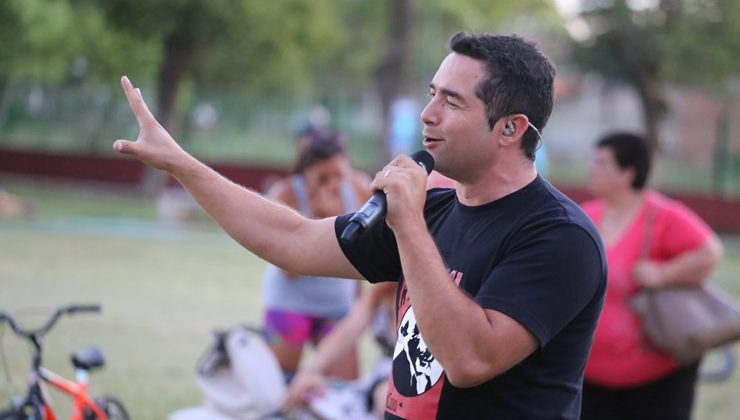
[{"xmin": 410, "ymin": 150, "xmax": 435, "ymax": 174}]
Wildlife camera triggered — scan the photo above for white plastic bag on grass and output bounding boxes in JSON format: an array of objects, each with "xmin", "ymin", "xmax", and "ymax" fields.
[{"xmin": 176, "ymin": 326, "xmax": 286, "ymax": 420}]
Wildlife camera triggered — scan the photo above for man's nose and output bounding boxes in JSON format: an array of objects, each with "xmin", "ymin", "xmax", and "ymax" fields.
[{"xmin": 420, "ymin": 101, "xmax": 439, "ymax": 127}]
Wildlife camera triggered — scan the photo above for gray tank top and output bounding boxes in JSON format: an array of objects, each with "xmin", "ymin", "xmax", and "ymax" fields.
[{"xmin": 262, "ymin": 175, "xmax": 358, "ymax": 318}]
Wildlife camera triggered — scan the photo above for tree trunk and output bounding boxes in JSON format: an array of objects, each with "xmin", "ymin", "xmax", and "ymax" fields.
[
  {"xmin": 0, "ymin": 78, "xmax": 18, "ymax": 128},
  {"xmin": 139, "ymin": 30, "xmax": 197, "ymax": 198},
  {"xmin": 635, "ymin": 77, "xmax": 665, "ymax": 151},
  {"xmin": 606, "ymin": 30, "xmax": 666, "ymax": 150},
  {"xmin": 375, "ymin": 0, "xmax": 413, "ymax": 168}
]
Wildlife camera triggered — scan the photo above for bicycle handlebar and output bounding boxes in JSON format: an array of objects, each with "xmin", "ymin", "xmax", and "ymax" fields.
[
  {"xmin": 65, "ymin": 304, "xmax": 101, "ymax": 314},
  {"xmin": 0, "ymin": 304, "xmax": 102, "ymax": 338}
]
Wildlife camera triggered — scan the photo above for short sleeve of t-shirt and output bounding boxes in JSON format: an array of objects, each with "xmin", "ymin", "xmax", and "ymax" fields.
[
  {"xmin": 474, "ymin": 222, "xmax": 605, "ymax": 348},
  {"xmin": 334, "ymin": 213, "xmax": 402, "ymax": 283},
  {"xmin": 334, "ymin": 188, "xmax": 454, "ymax": 283},
  {"xmin": 652, "ymin": 196, "xmax": 712, "ymax": 259}
]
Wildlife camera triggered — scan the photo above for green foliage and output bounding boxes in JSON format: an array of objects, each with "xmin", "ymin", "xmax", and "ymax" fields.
[
  {"xmin": 415, "ymin": 0, "xmax": 563, "ymax": 85},
  {"xmin": 656, "ymin": 0, "xmax": 740, "ymax": 90},
  {"xmin": 573, "ymin": 0, "xmax": 740, "ymax": 92},
  {"xmin": 73, "ymin": 4, "xmax": 161, "ymax": 84},
  {"xmin": 94, "ymin": 0, "xmax": 347, "ymax": 99},
  {"xmin": 0, "ymin": 0, "xmax": 565, "ymax": 169},
  {"xmin": 194, "ymin": 0, "xmax": 346, "ymax": 97},
  {"xmin": 1, "ymin": 0, "xmax": 563, "ymax": 98},
  {"xmin": 0, "ymin": 0, "xmax": 159, "ymax": 85},
  {"xmin": 0, "ymin": 0, "xmax": 79, "ymax": 82},
  {"xmin": 0, "ymin": 2, "xmax": 26, "ymax": 74}
]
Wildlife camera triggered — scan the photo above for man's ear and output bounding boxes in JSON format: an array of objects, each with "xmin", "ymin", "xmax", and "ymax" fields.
[{"xmin": 497, "ymin": 114, "xmax": 529, "ymax": 146}]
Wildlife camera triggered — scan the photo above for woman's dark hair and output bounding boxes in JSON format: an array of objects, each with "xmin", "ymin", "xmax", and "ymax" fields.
[
  {"xmin": 449, "ymin": 32, "xmax": 555, "ymax": 161},
  {"xmin": 596, "ymin": 132, "xmax": 653, "ymax": 190},
  {"xmin": 292, "ymin": 129, "xmax": 346, "ymax": 174}
]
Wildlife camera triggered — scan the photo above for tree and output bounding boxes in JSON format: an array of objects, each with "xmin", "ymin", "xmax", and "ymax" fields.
[
  {"xmin": 1, "ymin": 0, "xmax": 564, "ymax": 175},
  {"xmin": 347, "ymin": 0, "xmax": 562, "ymax": 164},
  {"xmin": 0, "ymin": 0, "xmax": 158, "ymax": 128},
  {"xmin": 95, "ymin": 0, "xmax": 345, "ymax": 195},
  {"xmin": 572, "ymin": 0, "xmax": 740, "ymax": 148},
  {"xmin": 0, "ymin": 0, "xmax": 86, "ymax": 83},
  {"xmin": 101, "ymin": 0, "xmax": 561, "ymax": 172}
]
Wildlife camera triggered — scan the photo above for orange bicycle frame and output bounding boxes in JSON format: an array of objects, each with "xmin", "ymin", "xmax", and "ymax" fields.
[{"xmin": 39, "ymin": 367, "xmax": 107, "ymax": 420}]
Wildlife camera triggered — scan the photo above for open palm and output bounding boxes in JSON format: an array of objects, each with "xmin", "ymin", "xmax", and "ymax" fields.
[{"xmin": 113, "ymin": 76, "xmax": 186, "ymax": 171}]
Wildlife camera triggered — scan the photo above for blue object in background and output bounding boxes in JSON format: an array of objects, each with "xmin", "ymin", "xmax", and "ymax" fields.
[{"xmin": 388, "ymin": 97, "xmax": 419, "ymax": 156}]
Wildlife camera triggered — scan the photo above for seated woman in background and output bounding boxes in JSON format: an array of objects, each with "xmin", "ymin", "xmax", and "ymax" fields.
[
  {"xmin": 580, "ymin": 132, "xmax": 724, "ymax": 420},
  {"xmin": 261, "ymin": 129, "xmax": 372, "ymax": 382},
  {"xmin": 281, "ymin": 282, "xmax": 397, "ymax": 419}
]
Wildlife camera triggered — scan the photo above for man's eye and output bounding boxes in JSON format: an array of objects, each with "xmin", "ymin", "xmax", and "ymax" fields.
[{"xmin": 427, "ymin": 91, "xmax": 436, "ymax": 98}]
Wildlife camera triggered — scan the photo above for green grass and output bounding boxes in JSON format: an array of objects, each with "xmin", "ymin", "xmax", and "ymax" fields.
[
  {"xmin": 0, "ymin": 179, "xmax": 263, "ymax": 417},
  {"xmin": 0, "ymin": 227, "xmax": 266, "ymax": 418},
  {"xmin": 2, "ymin": 180, "xmax": 158, "ymax": 219},
  {"xmin": 1, "ymin": 178, "xmax": 740, "ymax": 418}
]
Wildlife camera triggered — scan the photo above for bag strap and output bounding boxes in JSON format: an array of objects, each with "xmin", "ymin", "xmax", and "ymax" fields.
[{"xmin": 640, "ymin": 199, "xmax": 655, "ymax": 260}]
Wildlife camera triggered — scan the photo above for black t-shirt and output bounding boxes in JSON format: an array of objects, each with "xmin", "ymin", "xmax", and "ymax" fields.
[{"xmin": 335, "ymin": 176, "xmax": 606, "ymax": 420}]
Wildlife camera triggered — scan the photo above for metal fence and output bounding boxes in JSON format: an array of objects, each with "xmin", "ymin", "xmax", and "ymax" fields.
[{"xmin": 1, "ymin": 79, "xmax": 738, "ymax": 197}]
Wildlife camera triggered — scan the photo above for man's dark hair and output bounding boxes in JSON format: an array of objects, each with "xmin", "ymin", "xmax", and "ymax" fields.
[
  {"xmin": 292, "ymin": 129, "xmax": 346, "ymax": 174},
  {"xmin": 449, "ymin": 32, "xmax": 555, "ymax": 160},
  {"xmin": 596, "ymin": 132, "xmax": 653, "ymax": 190}
]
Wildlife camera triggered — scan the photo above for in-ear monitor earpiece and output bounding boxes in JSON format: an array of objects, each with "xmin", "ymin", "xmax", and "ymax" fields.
[{"xmin": 503, "ymin": 121, "xmax": 515, "ymax": 137}]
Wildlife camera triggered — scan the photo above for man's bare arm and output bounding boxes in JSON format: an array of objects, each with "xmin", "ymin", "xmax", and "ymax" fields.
[
  {"xmin": 373, "ymin": 155, "xmax": 538, "ymax": 387},
  {"xmin": 396, "ymin": 228, "xmax": 538, "ymax": 387},
  {"xmin": 113, "ymin": 76, "xmax": 361, "ymax": 279}
]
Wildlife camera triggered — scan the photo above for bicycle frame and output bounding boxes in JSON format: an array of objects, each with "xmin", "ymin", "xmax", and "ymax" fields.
[
  {"xmin": 38, "ymin": 367, "xmax": 107, "ymax": 420},
  {"xmin": 1, "ymin": 305, "xmax": 115, "ymax": 420}
]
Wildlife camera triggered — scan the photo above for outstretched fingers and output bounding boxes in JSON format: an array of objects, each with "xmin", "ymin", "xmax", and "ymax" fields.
[{"xmin": 121, "ymin": 76, "xmax": 155, "ymax": 126}]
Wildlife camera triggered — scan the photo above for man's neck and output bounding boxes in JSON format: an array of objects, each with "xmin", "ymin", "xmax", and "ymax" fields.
[{"xmin": 455, "ymin": 160, "xmax": 538, "ymax": 206}]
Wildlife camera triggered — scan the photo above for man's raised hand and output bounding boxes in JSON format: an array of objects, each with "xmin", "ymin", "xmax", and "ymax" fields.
[{"xmin": 113, "ymin": 76, "xmax": 187, "ymax": 172}]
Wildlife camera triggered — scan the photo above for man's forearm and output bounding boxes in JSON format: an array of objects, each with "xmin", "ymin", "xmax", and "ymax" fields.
[
  {"xmin": 173, "ymin": 156, "xmax": 300, "ymax": 260},
  {"xmin": 394, "ymin": 222, "xmax": 499, "ymax": 385},
  {"xmin": 114, "ymin": 75, "xmax": 360, "ymax": 279},
  {"xmin": 170, "ymin": 155, "xmax": 356, "ymax": 278}
]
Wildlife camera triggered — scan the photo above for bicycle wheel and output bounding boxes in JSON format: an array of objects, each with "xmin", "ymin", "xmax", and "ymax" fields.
[
  {"xmin": 0, "ymin": 402, "xmax": 43, "ymax": 420},
  {"xmin": 0, "ymin": 406, "xmax": 20, "ymax": 420},
  {"xmin": 101, "ymin": 397, "xmax": 129, "ymax": 420},
  {"xmin": 86, "ymin": 397, "xmax": 130, "ymax": 420},
  {"xmin": 21, "ymin": 403, "xmax": 43, "ymax": 420}
]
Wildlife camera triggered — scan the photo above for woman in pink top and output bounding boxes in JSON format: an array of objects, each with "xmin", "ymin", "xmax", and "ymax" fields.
[{"xmin": 580, "ymin": 132, "xmax": 723, "ymax": 420}]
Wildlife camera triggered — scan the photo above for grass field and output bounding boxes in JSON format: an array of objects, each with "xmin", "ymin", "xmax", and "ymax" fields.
[
  {"xmin": 1, "ymin": 178, "xmax": 740, "ymax": 419},
  {"xmin": 0, "ymin": 220, "xmax": 265, "ymax": 418}
]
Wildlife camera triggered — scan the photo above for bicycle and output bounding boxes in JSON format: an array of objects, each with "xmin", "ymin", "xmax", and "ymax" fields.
[{"xmin": 0, "ymin": 304, "xmax": 129, "ymax": 420}]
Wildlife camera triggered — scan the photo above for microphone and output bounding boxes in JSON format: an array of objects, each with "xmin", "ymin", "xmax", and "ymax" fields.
[{"xmin": 341, "ymin": 150, "xmax": 434, "ymax": 243}]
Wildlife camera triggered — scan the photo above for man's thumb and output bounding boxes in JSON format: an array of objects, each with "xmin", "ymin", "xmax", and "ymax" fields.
[{"xmin": 113, "ymin": 139, "xmax": 137, "ymax": 155}]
